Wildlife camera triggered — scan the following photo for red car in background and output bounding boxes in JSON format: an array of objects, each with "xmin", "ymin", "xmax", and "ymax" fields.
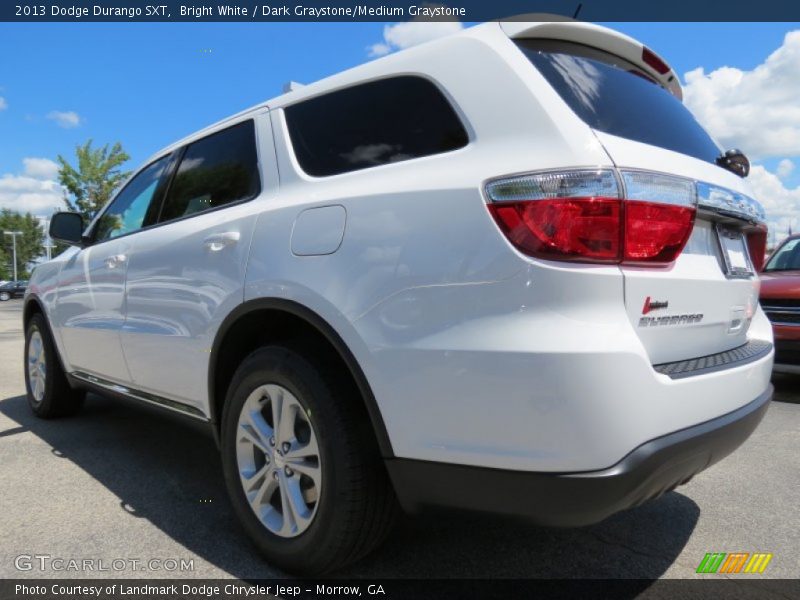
[{"xmin": 760, "ymin": 234, "xmax": 800, "ymax": 373}]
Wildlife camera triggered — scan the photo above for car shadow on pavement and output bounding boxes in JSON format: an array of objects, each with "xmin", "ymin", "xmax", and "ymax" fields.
[
  {"xmin": 772, "ymin": 373, "xmax": 800, "ymax": 404},
  {"xmin": 0, "ymin": 392, "xmax": 699, "ymax": 580}
]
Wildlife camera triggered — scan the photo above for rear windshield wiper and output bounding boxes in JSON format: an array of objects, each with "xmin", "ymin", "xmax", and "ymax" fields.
[{"xmin": 716, "ymin": 148, "xmax": 750, "ymax": 178}]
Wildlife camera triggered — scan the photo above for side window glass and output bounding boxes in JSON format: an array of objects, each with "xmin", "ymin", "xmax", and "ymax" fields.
[
  {"xmin": 284, "ymin": 76, "xmax": 469, "ymax": 177},
  {"xmin": 94, "ymin": 155, "xmax": 170, "ymax": 242},
  {"xmin": 159, "ymin": 120, "xmax": 259, "ymax": 222}
]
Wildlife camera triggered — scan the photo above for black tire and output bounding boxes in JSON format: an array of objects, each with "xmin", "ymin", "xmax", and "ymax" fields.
[
  {"xmin": 221, "ymin": 345, "xmax": 398, "ymax": 574},
  {"xmin": 0, "ymin": 292, "xmax": 10, "ymax": 301},
  {"xmin": 25, "ymin": 313, "xmax": 85, "ymax": 418}
]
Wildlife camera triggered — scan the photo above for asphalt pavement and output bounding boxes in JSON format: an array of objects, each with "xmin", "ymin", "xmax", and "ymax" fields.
[{"xmin": 0, "ymin": 299, "xmax": 798, "ymax": 580}]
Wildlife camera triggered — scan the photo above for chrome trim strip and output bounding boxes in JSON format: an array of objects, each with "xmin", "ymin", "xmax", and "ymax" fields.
[
  {"xmin": 71, "ymin": 371, "xmax": 208, "ymax": 421},
  {"xmin": 696, "ymin": 181, "xmax": 765, "ymax": 224}
]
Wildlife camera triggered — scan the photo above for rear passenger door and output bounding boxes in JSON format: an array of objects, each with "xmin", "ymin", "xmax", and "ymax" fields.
[{"xmin": 119, "ymin": 113, "xmax": 277, "ymax": 412}]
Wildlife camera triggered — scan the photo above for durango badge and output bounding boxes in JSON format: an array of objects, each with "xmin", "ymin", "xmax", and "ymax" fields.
[{"xmin": 639, "ymin": 313, "xmax": 704, "ymax": 327}]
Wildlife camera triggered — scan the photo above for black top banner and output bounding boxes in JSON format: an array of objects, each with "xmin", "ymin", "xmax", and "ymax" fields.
[{"xmin": 3, "ymin": 0, "xmax": 800, "ymax": 22}]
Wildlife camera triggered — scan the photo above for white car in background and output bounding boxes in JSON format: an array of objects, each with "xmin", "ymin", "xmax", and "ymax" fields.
[{"xmin": 24, "ymin": 20, "xmax": 772, "ymax": 573}]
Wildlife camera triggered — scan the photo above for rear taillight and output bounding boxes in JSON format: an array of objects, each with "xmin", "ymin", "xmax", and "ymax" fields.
[
  {"xmin": 621, "ymin": 171, "xmax": 697, "ymax": 264},
  {"xmin": 746, "ymin": 225, "xmax": 768, "ymax": 271},
  {"xmin": 486, "ymin": 169, "xmax": 697, "ymax": 266},
  {"xmin": 489, "ymin": 198, "xmax": 622, "ymax": 263}
]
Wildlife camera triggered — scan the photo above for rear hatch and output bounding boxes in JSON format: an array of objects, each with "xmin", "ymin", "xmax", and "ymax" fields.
[{"xmin": 510, "ymin": 24, "xmax": 767, "ymax": 365}]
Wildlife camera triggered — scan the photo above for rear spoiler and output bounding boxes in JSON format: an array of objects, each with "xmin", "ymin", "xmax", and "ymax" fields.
[{"xmin": 500, "ymin": 21, "xmax": 682, "ymax": 100}]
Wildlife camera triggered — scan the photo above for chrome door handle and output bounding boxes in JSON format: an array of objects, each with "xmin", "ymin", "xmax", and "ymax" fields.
[
  {"xmin": 104, "ymin": 254, "xmax": 127, "ymax": 269},
  {"xmin": 203, "ymin": 231, "xmax": 240, "ymax": 252}
]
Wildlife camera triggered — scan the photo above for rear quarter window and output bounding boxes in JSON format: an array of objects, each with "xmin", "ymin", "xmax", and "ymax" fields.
[
  {"xmin": 284, "ymin": 76, "xmax": 468, "ymax": 177},
  {"xmin": 517, "ymin": 40, "xmax": 722, "ymax": 165}
]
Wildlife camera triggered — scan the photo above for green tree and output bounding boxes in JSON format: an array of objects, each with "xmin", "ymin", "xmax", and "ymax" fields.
[
  {"xmin": 0, "ymin": 209, "xmax": 44, "ymax": 280},
  {"xmin": 57, "ymin": 140, "xmax": 131, "ymax": 221}
]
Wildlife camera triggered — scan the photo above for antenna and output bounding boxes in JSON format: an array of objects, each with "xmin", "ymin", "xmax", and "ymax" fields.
[{"xmin": 282, "ymin": 81, "xmax": 305, "ymax": 93}]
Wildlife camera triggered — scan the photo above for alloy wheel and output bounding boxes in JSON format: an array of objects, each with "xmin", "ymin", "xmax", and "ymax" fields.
[
  {"xmin": 235, "ymin": 384, "xmax": 322, "ymax": 538},
  {"xmin": 27, "ymin": 329, "xmax": 46, "ymax": 402}
]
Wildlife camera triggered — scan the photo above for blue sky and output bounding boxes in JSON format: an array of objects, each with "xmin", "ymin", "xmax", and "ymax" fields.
[{"xmin": 1, "ymin": 21, "xmax": 800, "ymax": 238}]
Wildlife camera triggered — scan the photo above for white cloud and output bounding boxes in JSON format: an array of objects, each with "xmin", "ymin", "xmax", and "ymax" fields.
[
  {"xmin": 683, "ymin": 31, "xmax": 800, "ymax": 160},
  {"xmin": 23, "ymin": 157, "xmax": 60, "ymax": 180},
  {"xmin": 46, "ymin": 110, "xmax": 81, "ymax": 128},
  {"xmin": 777, "ymin": 158, "xmax": 795, "ymax": 179},
  {"xmin": 367, "ymin": 43, "xmax": 391, "ymax": 58},
  {"xmin": 0, "ymin": 97, "xmax": 7, "ymax": 111},
  {"xmin": 747, "ymin": 165, "xmax": 800, "ymax": 239},
  {"xmin": 0, "ymin": 160, "xmax": 65, "ymax": 216},
  {"xmin": 367, "ymin": 21, "xmax": 463, "ymax": 57}
]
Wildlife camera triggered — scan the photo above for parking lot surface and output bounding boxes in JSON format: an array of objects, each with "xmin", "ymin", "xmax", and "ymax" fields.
[{"xmin": 0, "ymin": 299, "xmax": 798, "ymax": 580}]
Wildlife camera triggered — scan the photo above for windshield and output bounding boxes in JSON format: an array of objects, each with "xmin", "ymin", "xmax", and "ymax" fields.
[
  {"xmin": 765, "ymin": 238, "xmax": 800, "ymax": 271},
  {"xmin": 518, "ymin": 40, "xmax": 723, "ymax": 165}
]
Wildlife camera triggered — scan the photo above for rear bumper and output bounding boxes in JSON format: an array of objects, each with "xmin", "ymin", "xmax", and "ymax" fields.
[{"xmin": 386, "ymin": 385, "xmax": 772, "ymax": 526}]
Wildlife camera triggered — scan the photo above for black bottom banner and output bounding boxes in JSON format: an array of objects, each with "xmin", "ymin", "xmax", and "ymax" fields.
[{"xmin": 3, "ymin": 579, "xmax": 800, "ymax": 600}]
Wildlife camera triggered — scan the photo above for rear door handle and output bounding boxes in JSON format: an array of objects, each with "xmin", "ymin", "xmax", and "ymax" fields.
[
  {"xmin": 104, "ymin": 254, "xmax": 127, "ymax": 269},
  {"xmin": 204, "ymin": 231, "xmax": 240, "ymax": 252}
]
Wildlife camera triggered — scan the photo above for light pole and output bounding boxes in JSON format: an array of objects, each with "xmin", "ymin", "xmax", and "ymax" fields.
[{"xmin": 3, "ymin": 231, "xmax": 23, "ymax": 282}]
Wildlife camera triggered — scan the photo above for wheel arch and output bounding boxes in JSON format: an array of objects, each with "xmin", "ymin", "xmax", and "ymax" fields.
[
  {"xmin": 208, "ymin": 298, "xmax": 394, "ymax": 457},
  {"xmin": 23, "ymin": 293, "xmax": 75, "ymax": 384},
  {"xmin": 23, "ymin": 294, "xmax": 45, "ymax": 329}
]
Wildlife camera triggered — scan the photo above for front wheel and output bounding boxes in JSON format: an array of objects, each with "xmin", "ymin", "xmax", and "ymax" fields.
[
  {"xmin": 220, "ymin": 345, "xmax": 398, "ymax": 574},
  {"xmin": 0, "ymin": 292, "xmax": 10, "ymax": 301},
  {"xmin": 25, "ymin": 313, "xmax": 85, "ymax": 418}
]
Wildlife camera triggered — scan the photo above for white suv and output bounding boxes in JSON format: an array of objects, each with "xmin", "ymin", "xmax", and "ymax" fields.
[{"xmin": 25, "ymin": 21, "xmax": 773, "ymax": 574}]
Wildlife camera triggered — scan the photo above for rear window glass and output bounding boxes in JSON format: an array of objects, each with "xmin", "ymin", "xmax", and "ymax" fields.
[
  {"xmin": 284, "ymin": 76, "xmax": 468, "ymax": 177},
  {"xmin": 517, "ymin": 40, "xmax": 722, "ymax": 164}
]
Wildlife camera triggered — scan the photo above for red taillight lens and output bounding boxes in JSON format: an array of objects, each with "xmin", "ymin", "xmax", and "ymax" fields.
[
  {"xmin": 486, "ymin": 169, "xmax": 698, "ymax": 266},
  {"xmin": 642, "ymin": 47, "xmax": 671, "ymax": 75},
  {"xmin": 624, "ymin": 201, "xmax": 696, "ymax": 263},
  {"xmin": 488, "ymin": 199, "xmax": 695, "ymax": 265},
  {"xmin": 488, "ymin": 198, "xmax": 622, "ymax": 262},
  {"xmin": 746, "ymin": 225, "xmax": 768, "ymax": 271}
]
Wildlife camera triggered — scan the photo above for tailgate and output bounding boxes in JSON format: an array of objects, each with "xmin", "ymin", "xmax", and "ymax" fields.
[
  {"xmin": 513, "ymin": 32, "xmax": 767, "ymax": 365},
  {"xmin": 601, "ymin": 132, "xmax": 763, "ymax": 364}
]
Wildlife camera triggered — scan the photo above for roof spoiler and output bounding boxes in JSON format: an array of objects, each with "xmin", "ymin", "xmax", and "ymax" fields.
[{"xmin": 499, "ymin": 20, "xmax": 682, "ymax": 100}]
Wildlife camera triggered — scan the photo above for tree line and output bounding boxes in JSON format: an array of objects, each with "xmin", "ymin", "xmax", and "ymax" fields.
[{"xmin": 1, "ymin": 140, "xmax": 130, "ymax": 280}]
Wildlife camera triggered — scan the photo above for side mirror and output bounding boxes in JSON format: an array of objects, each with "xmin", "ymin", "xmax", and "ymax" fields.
[
  {"xmin": 49, "ymin": 212, "xmax": 85, "ymax": 246},
  {"xmin": 716, "ymin": 148, "xmax": 750, "ymax": 178}
]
